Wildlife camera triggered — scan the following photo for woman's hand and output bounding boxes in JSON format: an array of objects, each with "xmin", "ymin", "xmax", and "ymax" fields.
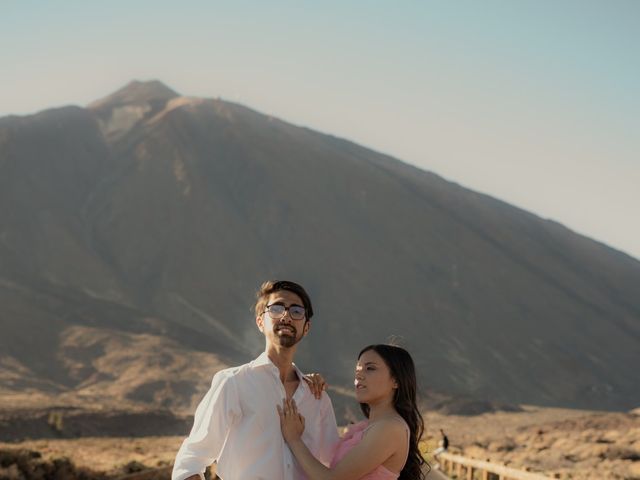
[
  {"xmin": 303, "ymin": 373, "xmax": 328, "ymax": 399},
  {"xmin": 277, "ymin": 398, "xmax": 305, "ymax": 444}
]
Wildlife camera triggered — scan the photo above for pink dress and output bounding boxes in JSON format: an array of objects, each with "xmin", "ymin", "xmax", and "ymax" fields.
[{"xmin": 330, "ymin": 420, "xmax": 408, "ymax": 480}]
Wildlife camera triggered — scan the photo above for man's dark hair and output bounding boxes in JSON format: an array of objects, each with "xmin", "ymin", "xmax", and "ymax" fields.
[{"xmin": 254, "ymin": 280, "xmax": 314, "ymax": 320}]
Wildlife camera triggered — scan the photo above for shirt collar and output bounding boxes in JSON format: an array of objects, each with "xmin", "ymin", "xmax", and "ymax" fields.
[
  {"xmin": 251, "ymin": 351, "xmax": 273, "ymax": 368},
  {"xmin": 251, "ymin": 352, "xmax": 310, "ymax": 393}
]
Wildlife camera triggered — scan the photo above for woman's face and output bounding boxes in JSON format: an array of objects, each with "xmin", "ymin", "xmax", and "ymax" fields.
[{"xmin": 354, "ymin": 349, "xmax": 397, "ymax": 404}]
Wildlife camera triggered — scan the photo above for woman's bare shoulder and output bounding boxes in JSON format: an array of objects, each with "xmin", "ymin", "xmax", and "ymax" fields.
[{"xmin": 364, "ymin": 416, "xmax": 408, "ymax": 439}]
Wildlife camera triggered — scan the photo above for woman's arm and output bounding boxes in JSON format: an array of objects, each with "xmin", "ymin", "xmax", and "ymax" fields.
[{"xmin": 278, "ymin": 399, "xmax": 406, "ymax": 480}]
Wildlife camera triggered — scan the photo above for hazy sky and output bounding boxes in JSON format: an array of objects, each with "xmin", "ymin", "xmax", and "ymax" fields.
[{"xmin": 2, "ymin": 0, "xmax": 639, "ymax": 259}]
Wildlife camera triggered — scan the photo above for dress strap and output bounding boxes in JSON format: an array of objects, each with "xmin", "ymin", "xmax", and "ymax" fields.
[
  {"xmin": 363, "ymin": 416, "xmax": 411, "ymax": 461},
  {"xmin": 365, "ymin": 416, "xmax": 410, "ymax": 477},
  {"xmin": 391, "ymin": 416, "xmax": 411, "ymax": 471}
]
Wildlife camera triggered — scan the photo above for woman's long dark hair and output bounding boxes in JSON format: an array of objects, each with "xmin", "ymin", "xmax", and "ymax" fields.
[{"xmin": 358, "ymin": 344, "xmax": 428, "ymax": 480}]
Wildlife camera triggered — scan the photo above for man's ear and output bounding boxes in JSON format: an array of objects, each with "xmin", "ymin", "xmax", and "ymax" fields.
[
  {"xmin": 256, "ymin": 315, "xmax": 264, "ymax": 332},
  {"xmin": 302, "ymin": 320, "xmax": 311, "ymax": 336}
]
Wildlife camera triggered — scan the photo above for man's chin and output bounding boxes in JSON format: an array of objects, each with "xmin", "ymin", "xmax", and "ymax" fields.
[{"xmin": 277, "ymin": 335, "xmax": 300, "ymax": 348}]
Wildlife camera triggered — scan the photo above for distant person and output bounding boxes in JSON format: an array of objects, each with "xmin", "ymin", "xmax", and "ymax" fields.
[
  {"xmin": 278, "ymin": 344, "xmax": 427, "ymax": 480},
  {"xmin": 433, "ymin": 428, "xmax": 449, "ymax": 457},
  {"xmin": 172, "ymin": 280, "xmax": 339, "ymax": 480}
]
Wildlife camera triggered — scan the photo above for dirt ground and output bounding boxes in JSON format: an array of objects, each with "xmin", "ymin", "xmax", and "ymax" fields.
[
  {"xmin": 422, "ymin": 405, "xmax": 640, "ymax": 479},
  {"xmin": 1, "ymin": 406, "xmax": 637, "ymax": 480},
  {"xmin": 0, "ymin": 436, "xmax": 183, "ymax": 475}
]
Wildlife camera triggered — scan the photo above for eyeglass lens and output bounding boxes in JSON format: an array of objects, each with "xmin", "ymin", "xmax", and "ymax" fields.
[{"xmin": 266, "ymin": 304, "xmax": 306, "ymax": 320}]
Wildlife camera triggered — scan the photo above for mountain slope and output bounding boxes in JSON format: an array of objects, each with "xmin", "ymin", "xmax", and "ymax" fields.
[{"xmin": 0, "ymin": 80, "xmax": 638, "ymax": 412}]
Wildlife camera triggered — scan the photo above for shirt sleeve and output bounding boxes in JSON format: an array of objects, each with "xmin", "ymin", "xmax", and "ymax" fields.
[
  {"xmin": 313, "ymin": 392, "xmax": 340, "ymax": 466},
  {"xmin": 172, "ymin": 371, "xmax": 241, "ymax": 480}
]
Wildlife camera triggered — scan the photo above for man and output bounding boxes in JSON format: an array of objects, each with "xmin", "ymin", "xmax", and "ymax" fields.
[{"xmin": 172, "ymin": 280, "xmax": 339, "ymax": 480}]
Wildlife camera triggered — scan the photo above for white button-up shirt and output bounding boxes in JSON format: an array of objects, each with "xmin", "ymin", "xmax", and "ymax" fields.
[{"xmin": 172, "ymin": 352, "xmax": 339, "ymax": 480}]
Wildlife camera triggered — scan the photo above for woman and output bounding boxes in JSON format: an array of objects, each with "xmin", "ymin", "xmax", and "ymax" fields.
[{"xmin": 278, "ymin": 344, "xmax": 427, "ymax": 479}]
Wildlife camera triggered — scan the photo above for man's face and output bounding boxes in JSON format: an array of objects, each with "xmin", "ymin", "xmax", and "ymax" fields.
[{"xmin": 256, "ymin": 290, "xmax": 310, "ymax": 348}]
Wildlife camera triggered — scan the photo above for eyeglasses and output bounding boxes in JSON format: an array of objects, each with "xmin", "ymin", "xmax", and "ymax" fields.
[{"xmin": 264, "ymin": 303, "xmax": 306, "ymax": 321}]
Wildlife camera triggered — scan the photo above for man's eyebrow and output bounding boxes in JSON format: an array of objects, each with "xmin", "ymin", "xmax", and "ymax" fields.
[{"xmin": 269, "ymin": 301, "xmax": 305, "ymax": 308}]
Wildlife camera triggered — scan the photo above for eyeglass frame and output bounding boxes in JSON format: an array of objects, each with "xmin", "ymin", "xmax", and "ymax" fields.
[{"xmin": 263, "ymin": 303, "xmax": 307, "ymax": 321}]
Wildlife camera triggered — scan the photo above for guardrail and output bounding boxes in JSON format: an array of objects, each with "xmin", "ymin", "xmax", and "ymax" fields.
[{"xmin": 437, "ymin": 452, "xmax": 555, "ymax": 480}]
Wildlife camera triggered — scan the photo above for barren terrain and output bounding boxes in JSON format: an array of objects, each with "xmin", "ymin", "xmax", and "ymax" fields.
[
  {"xmin": 423, "ymin": 405, "xmax": 640, "ymax": 479},
  {"xmin": 0, "ymin": 436, "xmax": 181, "ymax": 476},
  {"xmin": 1, "ymin": 406, "xmax": 637, "ymax": 480},
  {"xmin": 2, "ymin": 79, "xmax": 639, "ymax": 414}
]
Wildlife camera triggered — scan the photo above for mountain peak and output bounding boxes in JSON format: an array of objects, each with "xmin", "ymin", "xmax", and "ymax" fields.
[
  {"xmin": 88, "ymin": 80, "xmax": 179, "ymax": 110},
  {"xmin": 88, "ymin": 80, "xmax": 181, "ymax": 139}
]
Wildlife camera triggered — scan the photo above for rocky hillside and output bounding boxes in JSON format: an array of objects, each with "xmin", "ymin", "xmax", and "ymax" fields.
[{"xmin": 0, "ymin": 80, "xmax": 638, "ymax": 413}]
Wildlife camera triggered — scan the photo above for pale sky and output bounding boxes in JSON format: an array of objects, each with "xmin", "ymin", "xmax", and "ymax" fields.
[{"xmin": 2, "ymin": 0, "xmax": 639, "ymax": 259}]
